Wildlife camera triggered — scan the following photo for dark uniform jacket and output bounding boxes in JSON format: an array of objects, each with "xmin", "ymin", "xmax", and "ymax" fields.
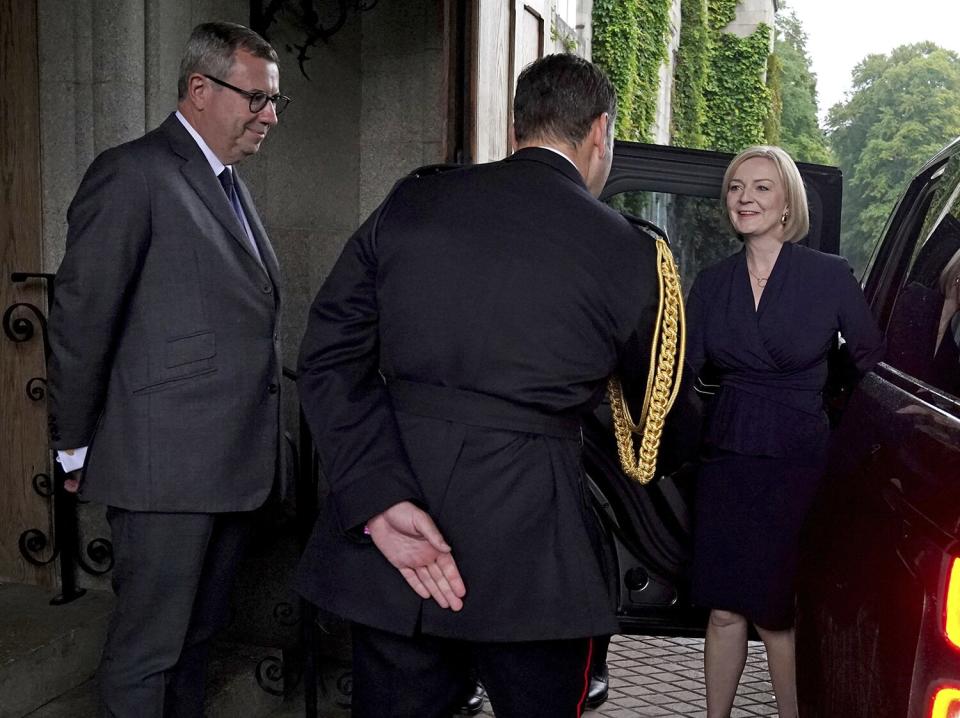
[
  {"xmin": 295, "ymin": 148, "xmax": 658, "ymax": 641},
  {"xmin": 46, "ymin": 114, "xmax": 282, "ymax": 512}
]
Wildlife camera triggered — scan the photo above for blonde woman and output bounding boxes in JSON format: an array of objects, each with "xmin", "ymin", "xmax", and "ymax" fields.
[{"xmin": 683, "ymin": 146, "xmax": 884, "ymax": 717}]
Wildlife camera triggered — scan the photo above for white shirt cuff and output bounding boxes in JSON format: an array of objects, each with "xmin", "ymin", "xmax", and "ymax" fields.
[{"xmin": 57, "ymin": 447, "xmax": 88, "ymax": 473}]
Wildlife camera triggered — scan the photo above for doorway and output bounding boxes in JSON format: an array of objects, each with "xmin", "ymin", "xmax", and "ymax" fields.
[{"xmin": 1, "ymin": 0, "xmax": 55, "ymax": 587}]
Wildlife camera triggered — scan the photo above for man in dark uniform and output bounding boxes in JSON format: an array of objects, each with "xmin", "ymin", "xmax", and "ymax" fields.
[{"xmin": 296, "ymin": 54, "xmax": 659, "ymax": 717}]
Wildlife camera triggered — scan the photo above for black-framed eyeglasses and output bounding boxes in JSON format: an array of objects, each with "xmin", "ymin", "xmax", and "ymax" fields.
[{"xmin": 203, "ymin": 74, "xmax": 291, "ymax": 115}]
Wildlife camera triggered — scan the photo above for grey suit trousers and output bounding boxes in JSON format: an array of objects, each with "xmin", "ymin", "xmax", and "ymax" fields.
[{"xmin": 98, "ymin": 509, "xmax": 252, "ymax": 718}]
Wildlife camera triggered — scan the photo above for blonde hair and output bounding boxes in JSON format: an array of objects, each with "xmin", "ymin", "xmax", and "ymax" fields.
[{"xmin": 722, "ymin": 145, "xmax": 810, "ymax": 244}]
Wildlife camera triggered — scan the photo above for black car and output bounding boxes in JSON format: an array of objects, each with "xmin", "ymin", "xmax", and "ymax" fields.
[{"xmin": 593, "ymin": 137, "xmax": 960, "ymax": 717}]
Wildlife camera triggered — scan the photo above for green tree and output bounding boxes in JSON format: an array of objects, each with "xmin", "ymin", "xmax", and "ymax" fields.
[
  {"xmin": 828, "ymin": 42, "xmax": 960, "ymax": 272},
  {"xmin": 774, "ymin": 7, "xmax": 832, "ymax": 165}
]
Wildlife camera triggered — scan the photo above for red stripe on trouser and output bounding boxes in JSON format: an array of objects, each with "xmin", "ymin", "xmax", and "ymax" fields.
[{"xmin": 576, "ymin": 638, "xmax": 594, "ymax": 717}]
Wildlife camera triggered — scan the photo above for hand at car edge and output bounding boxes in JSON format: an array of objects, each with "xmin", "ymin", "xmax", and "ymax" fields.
[{"xmin": 367, "ymin": 501, "xmax": 466, "ymax": 611}]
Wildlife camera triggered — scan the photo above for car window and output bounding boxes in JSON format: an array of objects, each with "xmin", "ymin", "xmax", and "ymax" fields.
[
  {"xmin": 607, "ymin": 192, "xmax": 739, "ymax": 291},
  {"xmin": 884, "ymin": 153, "xmax": 960, "ymax": 399}
]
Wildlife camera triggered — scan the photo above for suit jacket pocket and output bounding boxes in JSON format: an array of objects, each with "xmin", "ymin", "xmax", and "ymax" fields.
[
  {"xmin": 166, "ymin": 331, "xmax": 216, "ymax": 367},
  {"xmin": 132, "ymin": 367, "xmax": 217, "ymax": 395},
  {"xmin": 132, "ymin": 332, "xmax": 218, "ymax": 395}
]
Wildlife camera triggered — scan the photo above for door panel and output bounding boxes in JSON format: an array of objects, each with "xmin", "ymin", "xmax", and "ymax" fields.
[
  {"xmin": 1, "ymin": 0, "xmax": 54, "ymax": 586},
  {"xmin": 797, "ymin": 372, "xmax": 933, "ymax": 717},
  {"xmin": 798, "ymin": 139, "xmax": 960, "ymax": 715}
]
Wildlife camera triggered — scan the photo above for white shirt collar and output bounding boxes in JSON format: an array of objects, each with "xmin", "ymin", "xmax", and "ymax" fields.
[
  {"xmin": 536, "ymin": 145, "xmax": 579, "ymax": 170},
  {"xmin": 175, "ymin": 110, "xmax": 228, "ymax": 176}
]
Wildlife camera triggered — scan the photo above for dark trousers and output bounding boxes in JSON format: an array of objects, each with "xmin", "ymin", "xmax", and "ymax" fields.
[
  {"xmin": 98, "ymin": 509, "xmax": 252, "ymax": 718},
  {"xmin": 351, "ymin": 623, "xmax": 594, "ymax": 718}
]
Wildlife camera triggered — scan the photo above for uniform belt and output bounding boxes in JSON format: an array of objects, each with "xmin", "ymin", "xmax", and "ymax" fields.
[{"xmin": 388, "ymin": 379, "xmax": 582, "ymax": 440}]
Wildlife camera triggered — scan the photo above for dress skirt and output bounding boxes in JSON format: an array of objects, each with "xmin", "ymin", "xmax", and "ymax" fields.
[{"xmin": 690, "ymin": 448, "xmax": 825, "ymax": 630}]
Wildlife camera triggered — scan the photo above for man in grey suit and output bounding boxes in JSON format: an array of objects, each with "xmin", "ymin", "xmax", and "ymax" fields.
[{"xmin": 46, "ymin": 21, "xmax": 287, "ymax": 717}]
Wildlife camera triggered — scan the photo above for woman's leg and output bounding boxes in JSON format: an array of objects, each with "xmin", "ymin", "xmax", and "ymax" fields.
[
  {"xmin": 755, "ymin": 625, "xmax": 798, "ymax": 718},
  {"xmin": 704, "ymin": 609, "xmax": 748, "ymax": 718}
]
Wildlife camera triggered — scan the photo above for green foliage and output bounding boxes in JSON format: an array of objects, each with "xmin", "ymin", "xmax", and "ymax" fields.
[
  {"xmin": 828, "ymin": 42, "xmax": 960, "ymax": 272},
  {"xmin": 631, "ymin": 1, "xmax": 673, "ymax": 141},
  {"xmin": 706, "ymin": 0, "xmax": 736, "ymax": 31},
  {"xmin": 703, "ymin": 21, "xmax": 773, "ymax": 152},
  {"xmin": 774, "ymin": 7, "xmax": 832, "ymax": 165},
  {"xmin": 764, "ymin": 52, "xmax": 783, "ymax": 144},
  {"xmin": 592, "ymin": 0, "xmax": 641, "ymax": 139},
  {"xmin": 593, "ymin": 0, "xmax": 672, "ymax": 142},
  {"xmin": 671, "ymin": 0, "xmax": 774, "ymax": 152},
  {"xmin": 550, "ymin": 18, "xmax": 579, "ymax": 53},
  {"xmin": 671, "ymin": 0, "xmax": 709, "ymax": 149}
]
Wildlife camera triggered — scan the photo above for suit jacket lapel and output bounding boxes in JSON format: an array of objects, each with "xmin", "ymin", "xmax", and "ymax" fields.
[
  {"xmin": 233, "ymin": 171, "xmax": 281, "ymax": 295},
  {"xmin": 161, "ymin": 114, "xmax": 266, "ymax": 268}
]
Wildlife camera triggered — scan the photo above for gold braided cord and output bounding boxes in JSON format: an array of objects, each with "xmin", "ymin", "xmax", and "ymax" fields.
[{"xmin": 608, "ymin": 237, "xmax": 686, "ymax": 484}]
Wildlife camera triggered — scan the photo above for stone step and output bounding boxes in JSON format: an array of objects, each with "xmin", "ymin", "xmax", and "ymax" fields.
[
  {"xmin": 0, "ymin": 583, "xmax": 113, "ymax": 718},
  {"xmin": 21, "ymin": 642, "xmax": 285, "ymax": 718},
  {"xmin": 265, "ymin": 655, "xmax": 353, "ymax": 718}
]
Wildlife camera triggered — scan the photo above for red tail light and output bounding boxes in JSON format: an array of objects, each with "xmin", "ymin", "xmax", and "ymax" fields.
[
  {"xmin": 930, "ymin": 686, "xmax": 960, "ymax": 718},
  {"xmin": 944, "ymin": 558, "xmax": 960, "ymax": 650}
]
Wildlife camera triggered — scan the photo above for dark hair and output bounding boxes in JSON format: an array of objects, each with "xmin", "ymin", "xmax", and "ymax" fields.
[
  {"xmin": 513, "ymin": 54, "xmax": 617, "ymax": 147},
  {"xmin": 177, "ymin": 22, "xmax": 278, "ymax": 100}
]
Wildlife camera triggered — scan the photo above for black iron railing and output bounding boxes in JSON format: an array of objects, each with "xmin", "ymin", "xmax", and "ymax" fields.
[{"xmin": 5, "ymin": 272, "xmax": 114, "ymax": 604}]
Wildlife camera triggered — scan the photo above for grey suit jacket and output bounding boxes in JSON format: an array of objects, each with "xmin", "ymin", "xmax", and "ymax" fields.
[{"xmin": 47, "ymin": 113, "xmax": 282, "ymax": 512}]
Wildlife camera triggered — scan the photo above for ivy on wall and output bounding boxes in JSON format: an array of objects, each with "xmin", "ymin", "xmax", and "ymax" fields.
[
  {"xmin": 764, "ymin": 51, "xmax": 783, "ymax": 145},
  {"xmin": 596, "ymin": 0, "xmax": 776, "ymax": 152},
  {"xmin": 703, "ymin": 20, "xmax": 773, "ymax": 152},
  {"xmin": 671, "ymin": 0, "xmax": 709, "ymax": 149},
  {"xmin": 593, "ymin": 0, "xmax": 673, "ymax": 142}
]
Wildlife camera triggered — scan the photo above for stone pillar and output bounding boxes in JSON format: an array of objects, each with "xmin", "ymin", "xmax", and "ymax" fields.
[
  {"xmin": 725, "ymin": 0, "xmax": 776, "ymax": 46},
  {"xmin": 358, "ymin": 0, "xmax": 448, "ymax": 220}
]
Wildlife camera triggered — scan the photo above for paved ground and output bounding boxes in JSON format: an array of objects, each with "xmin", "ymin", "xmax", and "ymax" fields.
[
  {"xmin": 478, "ymin": 635, "xmax": 778, "ymax": 718},
  {"xmin": 271, "ymin": 633, "xmax": 779, "ymax": 717}
]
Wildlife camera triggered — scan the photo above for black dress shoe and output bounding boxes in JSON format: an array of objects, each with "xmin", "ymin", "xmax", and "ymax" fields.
[
  {"xmin": 584, "ymin": 663, "xmax": 609, "ymax": 710},
  {"xmin": 455, "ymin": 680, "xmax": 486, "ymax": 716}
]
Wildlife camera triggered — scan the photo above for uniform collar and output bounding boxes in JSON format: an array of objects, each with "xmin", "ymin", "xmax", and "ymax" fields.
[{"xmin": 506, "ymin": 147, "xmax": 586, "ymax": 189}]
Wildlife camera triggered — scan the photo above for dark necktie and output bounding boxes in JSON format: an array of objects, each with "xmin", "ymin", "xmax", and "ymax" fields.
[
  {"xmin": 218, "ymin": 167, "xmax": 244, "ymax": 225},
  {"xmin": 218, "ymin": 167, "xmax": 262, "ymax": 262}
]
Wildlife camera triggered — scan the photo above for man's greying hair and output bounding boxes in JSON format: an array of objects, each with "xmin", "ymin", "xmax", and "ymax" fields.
[
  {"xmin": 177, "ymin": 22, "xmax": 278, "ymax": 100},
  {"xmin": 513, "ymin": 54, "xmax": 617, "ymax": 148}
]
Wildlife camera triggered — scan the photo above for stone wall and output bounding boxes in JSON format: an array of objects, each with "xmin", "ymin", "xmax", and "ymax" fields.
[{"xmin": 725, "ymin": 0, "xmax": 776, "ymax": 46}]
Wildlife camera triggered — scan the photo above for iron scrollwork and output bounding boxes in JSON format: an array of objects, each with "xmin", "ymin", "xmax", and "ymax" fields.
[
  {"xmin": 7, "ymin": 271, "xmax": 112, "ymax": 604},
  {"xmin": 26, "ymin": 376, "xmax": 47, "ymax": 401},
  {"xmin": 256, "ymin": 655, "xmax": 286, "ymax": 696},
  {"xmin": 18, "ymin": 528, "xmax": 59, "ymax": 567},
  {"xmin": 334, "ymin": 667, "xmax": 353, "ymax": 708},
  {"xmin": 251, "ymin": 0, "xmax": 381, "ymax": 78},
  {"xmin": 78, "ymin": 537, "xmax": 115, "ymax": 576},
  {"xmin": 3, "ymin": 300, "xmax": 50, "ymax": 400},
  {"xmin": 32, "ymin": 472, "xmax": 54, "ymax": 497},
  {"xmin": 273, "ymin": 600, "xmax": 301, "ymax": 627}
]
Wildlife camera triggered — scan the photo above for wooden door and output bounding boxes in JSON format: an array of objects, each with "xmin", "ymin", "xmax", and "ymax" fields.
[{"xmin": 1, "ymin": 0, "xmax": 55, "ymax": 587}]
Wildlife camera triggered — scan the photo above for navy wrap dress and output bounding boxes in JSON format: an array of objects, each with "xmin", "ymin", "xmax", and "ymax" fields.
[{"xmin": 685, "ymin": 241, "xmax": 884, "ymax": 629}]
